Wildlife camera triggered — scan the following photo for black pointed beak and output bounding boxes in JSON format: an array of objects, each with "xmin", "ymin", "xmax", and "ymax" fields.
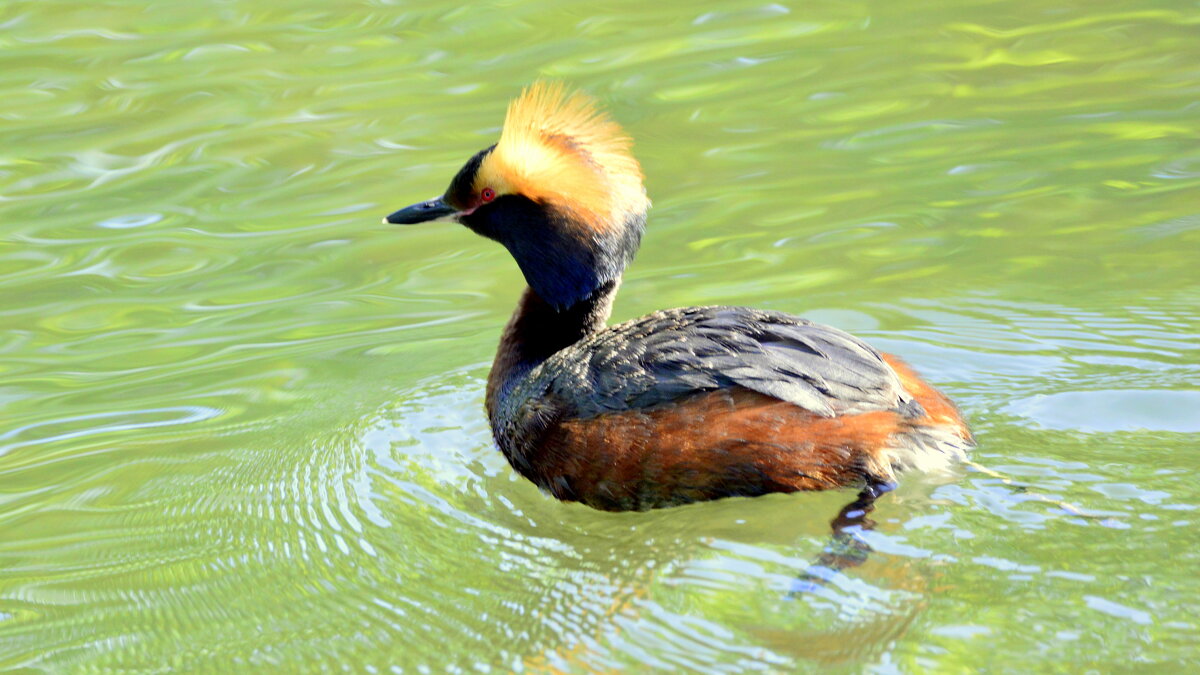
[{"xmin": 384, "ymin": 196, "xmax": 457, "ymax": 225}]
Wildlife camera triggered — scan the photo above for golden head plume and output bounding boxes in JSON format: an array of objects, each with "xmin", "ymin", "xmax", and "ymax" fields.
[{"xmin": 474, "ymin": 82, "xmax": 648, "ymax": 229}]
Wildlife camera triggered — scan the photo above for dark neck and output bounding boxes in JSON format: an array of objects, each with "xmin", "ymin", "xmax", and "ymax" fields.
[{"xmin": 486, "ymin": 281, "xmax": 619, "ymax": 421}]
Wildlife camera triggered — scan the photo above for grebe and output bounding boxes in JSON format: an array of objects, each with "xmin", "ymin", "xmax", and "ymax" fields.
[{"xmin": 385, "ymin": 83, "xmax": 973, "ymax": 512}]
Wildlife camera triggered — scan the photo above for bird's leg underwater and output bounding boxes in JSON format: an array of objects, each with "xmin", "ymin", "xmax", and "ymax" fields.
[{"xmin": 789, "ymin": 481, "xmax": 894, "ymax": 594}]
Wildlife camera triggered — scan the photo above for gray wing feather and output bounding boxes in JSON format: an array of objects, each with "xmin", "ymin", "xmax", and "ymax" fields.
[{"xmin": 517, "ymin": 306, "xmax": 915, "ymax": 420}]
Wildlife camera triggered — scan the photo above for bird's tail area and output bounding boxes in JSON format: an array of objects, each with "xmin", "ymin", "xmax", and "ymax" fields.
[{"xmin": 882, "ymin": 422, "xmax": 975, "ymax": 477}]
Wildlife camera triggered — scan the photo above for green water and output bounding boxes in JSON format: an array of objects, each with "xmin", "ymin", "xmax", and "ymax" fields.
[{"xmin": 2, "ymin": 0, "xmax": 1199, "ymax": 671}]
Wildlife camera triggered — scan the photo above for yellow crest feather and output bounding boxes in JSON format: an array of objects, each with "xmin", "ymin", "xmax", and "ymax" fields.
[{"xmin": 475, "ymin": 82, "xmax": 648, "ymax": 228}]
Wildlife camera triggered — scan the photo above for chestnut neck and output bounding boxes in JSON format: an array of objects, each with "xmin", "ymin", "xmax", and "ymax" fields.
[{"xmin": 485, "ymin": 280, "xmax": 619, "ymax": 422}]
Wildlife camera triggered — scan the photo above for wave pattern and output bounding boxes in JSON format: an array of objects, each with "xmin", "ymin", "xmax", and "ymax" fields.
[{"xmin": 1, "ymin": 0, "xmax": 1198, "ymax": 671}]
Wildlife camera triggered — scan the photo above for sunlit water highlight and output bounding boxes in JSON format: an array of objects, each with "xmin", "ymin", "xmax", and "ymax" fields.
[{"xmin": 1, "ymin": 0, "xmax": 1198, "ymax": 671}]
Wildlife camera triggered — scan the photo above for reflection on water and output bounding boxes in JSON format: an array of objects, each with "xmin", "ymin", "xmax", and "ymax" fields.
[
  {"xmin": 2, "ymin": 0, "xmax": 1199, "ymax": 670},
  {"xmin": 359, "ymin": 378, "xmax": 936, "ymax": 672},
  {"xmin": 1007, "ymin": 390, "xmax": 1200, "ymax": 433}
]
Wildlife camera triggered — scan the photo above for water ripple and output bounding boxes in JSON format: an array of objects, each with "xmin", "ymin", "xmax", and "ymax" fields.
[{"xmin": 2, "ymin": 0, "xmax": 1198, "ymax": 670}]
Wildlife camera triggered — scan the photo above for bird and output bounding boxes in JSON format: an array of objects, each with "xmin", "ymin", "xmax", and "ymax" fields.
[{"xmin": 384, "ymin": 82, "xmax": 974, "ymax": 512}]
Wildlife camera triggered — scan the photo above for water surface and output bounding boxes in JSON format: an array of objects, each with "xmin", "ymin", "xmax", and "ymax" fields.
[{"xmin": 2, "ymin": 0, "xmax": 1199, "ymax": 671}]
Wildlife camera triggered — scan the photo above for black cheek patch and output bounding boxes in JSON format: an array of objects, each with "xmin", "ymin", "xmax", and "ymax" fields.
[
  {"xmin": 459, "ymin": 193, "xmax": 534, "ymax": 241},
  {"xmin": 460, "ymin": 195, "xmax": 609, "ymax": 311}
]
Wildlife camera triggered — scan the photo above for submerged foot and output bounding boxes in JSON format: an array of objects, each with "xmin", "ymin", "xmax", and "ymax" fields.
[{"xmin": 789, "ymin": 484, "xmax": 890, "ymax": 594}]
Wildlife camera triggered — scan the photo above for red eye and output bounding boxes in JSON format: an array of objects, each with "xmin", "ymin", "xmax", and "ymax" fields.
[{"xmin": 481, "ymin": 187, "xmax": 496, "ymax": 202}]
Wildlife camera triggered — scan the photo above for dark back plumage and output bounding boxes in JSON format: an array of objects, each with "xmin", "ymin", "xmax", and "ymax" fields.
[
  {"xmin": 489, "ymin": 304, "xmax": 957, "ymax": 490},
  {"xmin": 507, "ymin": 307, "xmax": 919, "ymax": 423}
]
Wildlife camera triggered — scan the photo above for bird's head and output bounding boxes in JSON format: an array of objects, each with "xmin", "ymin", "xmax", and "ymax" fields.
[{"xmin": 384, "ymin": 82, "xmax": 650, "ymax": 311}]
